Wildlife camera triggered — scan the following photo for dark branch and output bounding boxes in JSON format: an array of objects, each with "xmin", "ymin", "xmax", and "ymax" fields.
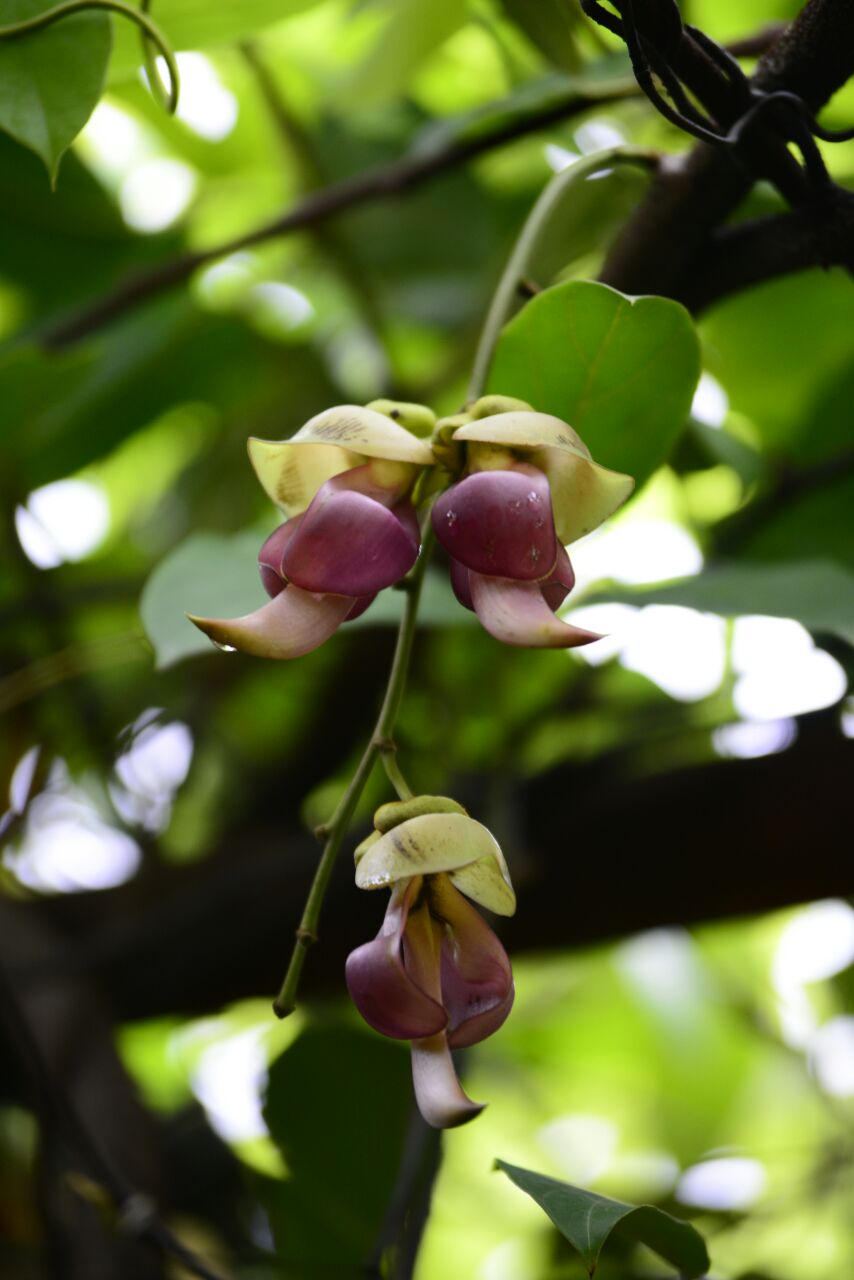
[
  {"xmin": 601, "ymin": 0, "xmax": 854, "ymax": 301},
  {"xmin": 36, "ymin": 81, "xmax": 636, "ymax": 351},
  {"xmin": 675, "ymin": 188, "xmax": 854, "ymax": 312},
  {"xmin": 7, "ymin": 716, "xmax": 852, "ymax": 1024}
]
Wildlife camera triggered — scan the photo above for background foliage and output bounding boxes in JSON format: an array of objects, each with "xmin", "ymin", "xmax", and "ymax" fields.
[{"xmin": 1, "ymin": 0, "xmax": 853, "ymax": 1277}]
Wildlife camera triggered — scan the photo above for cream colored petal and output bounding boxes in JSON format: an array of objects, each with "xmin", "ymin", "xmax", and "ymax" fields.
[
  {"xmin": 453, "ymin": 410, "xmax": 592, "ymax": 457},
  {"xmin": 249, "ymin": 406, "xmax": 434, "ymax": 516},
  {"xmin": 453, "ymin": 411, "xmax": 634, "ymax": 545},
  {"xmin": 410, "ymin": 1034, "xmax": 485, "ymax": 1128},
  {"xmin": 248, "ymin": 437, "xmax": 360, "ymax": 517},
  {"xmin": 355, "ymin": 812, "xmax": 516, "ymax": 916},
  {"xmin": 530, "ymin": 445, "xmax": 635, "ymax": 544},
  {"xmin": 293, "ymin": 405, "xmax": 435, "ymax": 463},
  {"xmin": 187, "ymin": 586, "xmax": 354, "ymax": 660}
]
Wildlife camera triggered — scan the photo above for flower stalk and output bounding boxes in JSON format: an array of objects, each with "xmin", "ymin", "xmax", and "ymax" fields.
[{"xmin": 272, "ymin": 526, "xmax": 434, "ymax": 1018}]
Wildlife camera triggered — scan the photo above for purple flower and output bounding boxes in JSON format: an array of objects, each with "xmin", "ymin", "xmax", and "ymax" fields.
[
  {"xmin": 188, "ymin": 405, "xmax": 434, "ymax": 659},
  {"xmin": 346, "ymin": 803, "xmax": 516, "ymax": 1128},
  {"xmin": 430, "ymin": 398, "xmax": 635, "ymax": 647}
]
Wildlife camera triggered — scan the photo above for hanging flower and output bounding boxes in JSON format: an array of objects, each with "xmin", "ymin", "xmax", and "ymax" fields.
[
  {"xmin": 431, "ymin": 395, "xmax": 634, "ymax": 647},
  {"xmin": 189, "ymin": 404, "xmax": 435, "ymax": 659},
  {"xmin": 346, "ymin": 797, "xmax": 515, "ymax": 1129}
]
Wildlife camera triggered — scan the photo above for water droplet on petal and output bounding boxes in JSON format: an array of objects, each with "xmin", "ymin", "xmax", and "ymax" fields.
[
  {"xmin": 527, "ymin": 491, "xmax": 541, "ymax": 506},
  {"xmin": 445, "ymin": 510, "xmax": 458, "ymax": 527},
  {"xmin": 212, "ymin": 640, "xmax": 237, "ymax": 653}
]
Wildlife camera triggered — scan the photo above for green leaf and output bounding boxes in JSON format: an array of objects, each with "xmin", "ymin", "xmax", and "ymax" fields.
[
  {"xmin": 108, "ymin": 0, "xmax": 325, "ymax": 80},
  {"xmin": 497, "ymin": 1160, "xmax": 709, "ymax": 1278},
  {"xmin": 601, "ymin": 559, "xmax": 854, "ymax": 647},
  {"xmin": 140, "ymin": 531, "xmax": 473, "ymax": 668},
  {"xmin": 499, "ymin": 0, "xmax": 583, "ymax": 71},
  {"xmin": 335, "ymin": 0, "xmax": 468, "ymax": 108},
  {"xmin": 0, "ymin": 0, "xmax": 111, "ymax": 182},
  {"xmin": 140, "ymin": 530, "xmax": 267, "ymax": 669},
  {"xmin": 263, "ymin": 1023, "xmax": 412, "ymax": 1269},
  {"xmin": 488, "ymin": 279, "xmax": 701, "ymax": 486}
]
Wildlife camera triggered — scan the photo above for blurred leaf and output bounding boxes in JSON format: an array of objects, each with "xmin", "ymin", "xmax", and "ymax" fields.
[
  {"xmin": 0, "ymin": 0, "xmax": 111, "ymax": 181},
  {"xmin": 140, "ymin": 529, "xmax": 266, "ymax": 668},
  {"xmin": 263, "ymin": 1023, "xmax": 411, "ymax": 1269},
  {"xmin": 108, "ymin": 0, "xmax": 325, "ymax": 80},
  {"xmin": 141, "ymin": 528, "xmax": 473, "ymax": 667},
  {"xmin": 603, "ymin": 559, "xmax": 854, "ymax": 646},
  {"xmin": 499, "ymin": 0, "xmax": 583, "ymax": 71},
  {"xmin": 497, "ymin": 1160, "xmax": 709, "ymax": 1278},
  {"xmin": 488, "ymin": 280, "xmax": 700, "ymax": 485},
  {"xmin": 740, "ymin": 473, "xmax": 854, "ymax": 570},
  {"xmin": 336, "ymin": 0, "xmax": 468, "ymax": 108},
  {"xmin": 701, "ymin": 271, "xmax": 854, "ymax": 455}
]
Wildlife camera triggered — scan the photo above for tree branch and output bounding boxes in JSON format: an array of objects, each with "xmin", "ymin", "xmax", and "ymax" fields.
[
  {"xmin": 675, "ymin": 187, "xmax": 854, "ymax": 312},
  {"xmin": 601, "ymin": 0, "xmax": 854, "ymax": 300},
  {"xmin": 8, "ymin": 715, "xmax": 852, "ymax": 1024},
  {"xmin": 36, "ymin": 80, "xmax": 636, "ymax": 351}
]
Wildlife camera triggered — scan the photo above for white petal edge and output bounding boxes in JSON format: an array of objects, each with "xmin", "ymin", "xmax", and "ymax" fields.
[
  {"xmin": 410, "ymin": 1034, "xmax": 485, "ymax": 1129},
  {"xmin": 188, "ymin": 586, "xmax": 354, "ymax": 659},
  {"xmin": 470, "ymin": 574, "xmax": 601, "ymax": 651}
]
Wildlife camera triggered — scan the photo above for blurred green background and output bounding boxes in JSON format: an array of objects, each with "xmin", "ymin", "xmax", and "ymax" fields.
[{"xmin": 1, "ymin": 0, "xmax": 853, "ymax": 1276}]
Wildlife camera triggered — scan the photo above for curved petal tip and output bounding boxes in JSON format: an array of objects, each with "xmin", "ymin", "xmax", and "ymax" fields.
[
  {"xmin": 470, "ymin": 574, "xmax": 602, "ymax": 649},
  {"xmin": 410, "ymin": 1034, "xmax": 485, "ymax": 1129},
  {"xmin": 188, "ymin": 586, "xmax": 354, "ymax": 660}
]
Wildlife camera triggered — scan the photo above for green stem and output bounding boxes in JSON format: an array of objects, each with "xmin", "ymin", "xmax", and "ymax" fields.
[
  {"xmin": 273, "ymin": 530, "xmax": 434, "ymax": 1018},
  {"xmin": 0, "ymin": 0, "xmax": 179, "ymax": 113},
  {"xmin": 467, "ymin": 145, "xmax": 658, "ymax": 401}
]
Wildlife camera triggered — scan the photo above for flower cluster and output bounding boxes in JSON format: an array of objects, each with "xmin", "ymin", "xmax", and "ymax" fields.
[
  {"xmin": 188, "ymin": 395, "xmax": 634, "ymax": 1127},
  {"xmin": 346, "ymin": 796, "xmax": 516, "ymax": 1128},
  {"xmin": 188, "ymin": 394, "xmax": 633, "ymax": 655}
]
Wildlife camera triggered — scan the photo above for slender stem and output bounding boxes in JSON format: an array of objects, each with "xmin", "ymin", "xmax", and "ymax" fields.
[
  {"xmin": 467, "ymin": 145, "xmax": 659, "ymax": 400},
  {"xmin": 380, "ymin": 749, "xmax": 414, "ymax": 801},
  {"xmin": 0, "ymin": 0, "xmax": 179, "ymax": 112},
  {"xmin": 273, "ymin": 530, "xmax": 434, "ymax": 1018}
]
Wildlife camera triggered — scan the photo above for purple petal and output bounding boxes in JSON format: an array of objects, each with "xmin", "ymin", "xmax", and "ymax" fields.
[
  {"xmin": 346, "ymin": 881, "xmax": 447, "ymax": 1040},
  {"xmin": 282, "ymin": 483, "xmax": 419, "ymax": 597},
  {"xmin": 187, "ymin": 585, "xmax": 354, "ymax": 659},
  {"xmin": 344, "ymin": 593, "xmax": 377, "ymax": 622},
  {"xmin": 432, "ymin": 466, "xmax": 556, "ymax": 581},
  {"xmin": 449, "ymin": 558, "xmax": 474, "ymax": 612},
  {"xmin": 469, "ymin": 573, "xmax": 601, "ymax": 649},
  {"xmin": 410, "ymin": 1034, "xmax": 485, "ymax": 1129},
  {"xmin": 429, "ymin": 878, "xmax": 514, "ymax": 1049},
  {"xmin": 258, "ymin": 518, "xmax": 303, "ymax": 598},
  {"xmin": 540, "ymin": 544, "xmax": 576, "ymax": 613}
]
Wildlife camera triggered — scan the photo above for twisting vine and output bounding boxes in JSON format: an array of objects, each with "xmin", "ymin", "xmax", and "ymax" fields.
[{"xmin": 0, "ymin": 0, "xmax": 179, "ymax": 113}]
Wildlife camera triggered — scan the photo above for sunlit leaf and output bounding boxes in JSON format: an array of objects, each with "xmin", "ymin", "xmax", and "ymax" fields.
[
  {"xmin": 497, "ymin": 1160, "xmax": 709, "ymax": 1278},
  {"xmin": 108, "ymin": 0, "xmax": 325, "ymax": 80},
  {"xmin": 488, "ymin": 280, "xmax": 700, "ymax": 486}
]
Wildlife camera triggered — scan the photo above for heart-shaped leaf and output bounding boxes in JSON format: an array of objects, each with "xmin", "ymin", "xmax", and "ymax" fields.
[
  {"xmin": 488, "ymin": 280, "xmax": 700, "ymax": 487},
  {"xmin": 0, "ymin": 0, "xmax": 111, "ymax": 182},
  {"xmin": 497, "ymin": 1160, "xmax": 709, "ymax": 1278}
]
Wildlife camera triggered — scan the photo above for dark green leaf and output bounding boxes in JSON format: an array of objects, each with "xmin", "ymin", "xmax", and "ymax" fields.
[
  {"xmin": 263, "ymin": 1023, "xmax": 412, "ymax": 1269},
  {"xmin": 497, "ymin": 1160, "xmax": 709, "ymax": 1278},
  {"xmin": 0, "ymin": 0, "xmax": 111, "ymax": 181},
  {"xmin": 601, "ymin": 559, "xmax": 854, "ymax": 647},
  {"xmin": 488, "ymin": 280, "xmax": 700, "ymax": 485},
  {"xmin": 500, "ymin": 0, "xmax": 583, "ymax": 71}
]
